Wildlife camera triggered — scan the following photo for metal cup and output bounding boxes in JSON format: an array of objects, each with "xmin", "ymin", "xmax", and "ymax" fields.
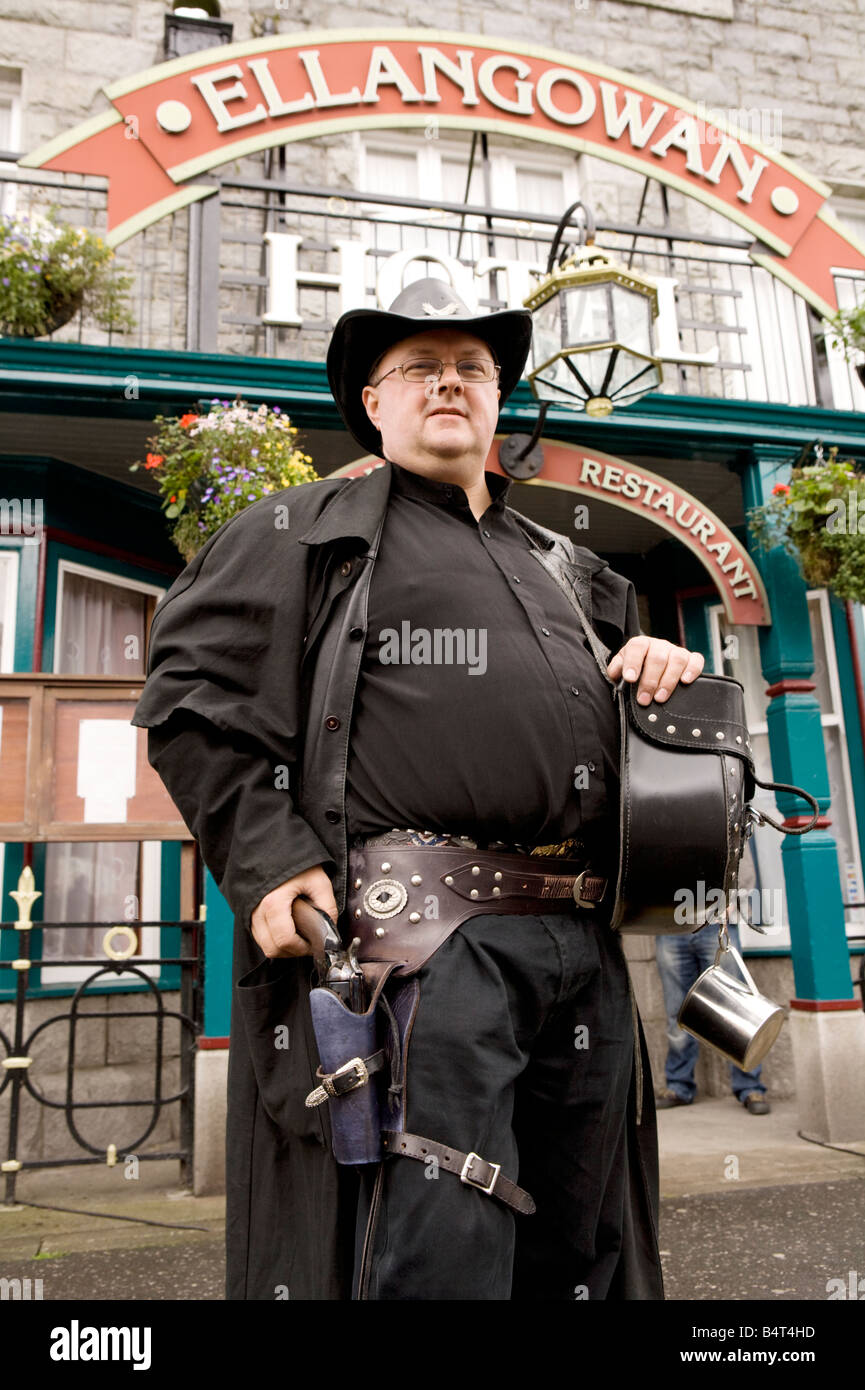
[{"xmin": 677, "ymin": 942, "xmax": 786, "ymax": 1071}]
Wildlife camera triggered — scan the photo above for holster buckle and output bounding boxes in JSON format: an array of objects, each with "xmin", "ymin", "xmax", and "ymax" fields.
[
  {"xmin": 305, "ymin": 1056, "xmax": 369, "ymax": 1109},
  {"xmin": 460, "ymin": 1150, "xmax": 501, "ymax": 1196}
]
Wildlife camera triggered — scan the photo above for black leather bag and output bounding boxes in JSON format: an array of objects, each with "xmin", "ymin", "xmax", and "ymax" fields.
[{"xmin": 559, "ymin": 582, "xmax": 820, "ymax": 935}]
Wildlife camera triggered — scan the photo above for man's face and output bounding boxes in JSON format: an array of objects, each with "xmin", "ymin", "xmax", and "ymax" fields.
[{"xmin": 360, "ymin": 328, "xmax": 501, "ymax": 477}]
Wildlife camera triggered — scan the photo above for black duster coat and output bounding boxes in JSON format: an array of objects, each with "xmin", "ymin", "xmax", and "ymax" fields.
[{"xmin": 131, "ymin": 459, "xmax": 665, "ymax": 1300}]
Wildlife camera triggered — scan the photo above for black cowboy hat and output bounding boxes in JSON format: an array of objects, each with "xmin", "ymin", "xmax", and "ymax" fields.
[{"xmin": 326, "ymin": 276, "xmax": 533, "ymax": 458}]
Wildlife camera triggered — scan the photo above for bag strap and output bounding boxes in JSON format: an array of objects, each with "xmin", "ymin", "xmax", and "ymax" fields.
[
  {"xmin": 748, "ymin": 774, "xmax": 821, "ymax": 835},
  {"xmin": 527, "ymin": 549, "xmax": 617, "ymax": 686},
  {"xmin": 528, "ymin": 547, "xmax": 822, "ymax": 838}
]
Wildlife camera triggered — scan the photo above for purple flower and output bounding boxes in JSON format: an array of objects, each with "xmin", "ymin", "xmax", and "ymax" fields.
[
  {"xmin": 272, "ymin": 406, "xmax": 281, "ymax": 414},
  {"xmin": 1, "ymin": 278, "xmax": 8, "ymax": 287},
  {"xmin": 210, "ymin": 397, "xmax": 219, "ymax": 404},
  {"xmin": 250, "ymin": 449, "xmax": 259, "ymax": 457}
]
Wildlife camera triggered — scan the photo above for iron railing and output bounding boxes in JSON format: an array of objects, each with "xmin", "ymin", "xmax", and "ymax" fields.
[
  {"xmin": 1, "ymin": 151, "xmax": 861, "ymax": 409},
  {"xmin": 0, "ymin": 882, "xmax": 202, "ymax": 1204}
]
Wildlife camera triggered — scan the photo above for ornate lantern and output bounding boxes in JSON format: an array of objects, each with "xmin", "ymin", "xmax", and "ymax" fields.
[{"xmin": 500, "ymin": 201, "xmax": 663, "ymax": 477}]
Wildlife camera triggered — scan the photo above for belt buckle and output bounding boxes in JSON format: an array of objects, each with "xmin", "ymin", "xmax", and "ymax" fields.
[
  {"xmin": 460, "ymin": 1151, "xmax": 501, "ymax": 1195},
  {"xmin": 573, "ymin": 870, "xmax": 598, "ymax": 909}
]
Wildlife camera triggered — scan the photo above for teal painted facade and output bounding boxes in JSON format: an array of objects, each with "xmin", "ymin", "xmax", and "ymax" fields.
[
  {"xmin": 0, "ymin": 456, "xmax": 185, "ymax": 1003},
  {"xmin": 2, "ymin": 343, "xmax": 865, "ymax": 1026}
]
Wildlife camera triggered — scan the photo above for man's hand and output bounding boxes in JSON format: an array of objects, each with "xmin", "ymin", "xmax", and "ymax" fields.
[
  {"xmin": 250, "ymin": 864, "xmax": 339, "ymax": 959},
  {"xmin": 606, "ymin": 637, "xmax": 705, "ymax": 705}
]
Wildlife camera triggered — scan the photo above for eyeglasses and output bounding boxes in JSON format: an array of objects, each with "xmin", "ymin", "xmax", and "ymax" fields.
[{"xmin": 371, "ymin": 357, "xmax": 501, "ymax": 386}]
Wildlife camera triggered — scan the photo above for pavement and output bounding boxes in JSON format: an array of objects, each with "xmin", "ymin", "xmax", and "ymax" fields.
[{"xmin": 0, "ymin": 1096, "xmax": 863, "ymax": 1300}]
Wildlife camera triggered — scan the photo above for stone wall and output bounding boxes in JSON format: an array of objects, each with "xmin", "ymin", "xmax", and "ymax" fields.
[
  {"xmin": 3, "ymin": 1, "xmax": 862, "ymax": 360},
  {"xmin": 1, "ymin": 0, "xmax": 862, "ymax": 188},
  {"xmin": 0, "ymin": 990, "xmax": 183, "ymax": 1165}
]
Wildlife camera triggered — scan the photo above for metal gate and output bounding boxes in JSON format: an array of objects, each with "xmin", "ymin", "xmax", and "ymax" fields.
[{"xmin": 0, "ymin": 868, "xmax": 202, "ymax": 1205}]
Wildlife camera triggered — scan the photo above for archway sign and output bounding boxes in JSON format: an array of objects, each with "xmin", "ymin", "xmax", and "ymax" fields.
[
  {"xmin": 333, "ymin": 440, "xmax": 770, "ymax": 625},
  {"xmin": 21, "ymin": 29, "xmax": 865, "ymax": 318}
]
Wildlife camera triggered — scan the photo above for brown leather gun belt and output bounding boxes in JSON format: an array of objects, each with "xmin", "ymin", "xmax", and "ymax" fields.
[{"xmin": 347, "ymin": 843, "xmax": 608, "ymax": 975}]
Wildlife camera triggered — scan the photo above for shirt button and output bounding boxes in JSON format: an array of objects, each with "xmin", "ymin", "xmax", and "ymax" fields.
[
  {"xmin": 339, "ymin": 560, "xmax": 352, "ymax": 577},
  {"xmin": 325, "ymin": 716, "xmax": 340, "ymax": 730},
  {"xmin": 587, "ymin": 761, "xmax": 596, "ymax": 772},
  {"xmin": 541, "ymin": 627, "xmax": 550, "ymax": 636},
  {"xmin": 483, "ymin": 529, "xmax": 491, "ymax": 538},
  {"xmin": 513, "ymin": 576, "xmax": 521, "ymax": 584},
  {"xmin": 325, "ymin": 810, "xmax": 341, "ymax": 824},
  {"xmin": 570, "ymin": 686, "xmax": 580, "ymax": 696},
  {"xmin": 349, "ymin": 627, "xmax": 364, "ymax": 640}
]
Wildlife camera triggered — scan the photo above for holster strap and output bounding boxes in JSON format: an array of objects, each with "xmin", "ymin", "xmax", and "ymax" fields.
[
  {"xmin": 381, "ymin": 1129, "xmax": 536, "ymax": 1215},
  {"xmin": 304, "ymin": 1050, "xmax": 385, "ymax": 1108}
]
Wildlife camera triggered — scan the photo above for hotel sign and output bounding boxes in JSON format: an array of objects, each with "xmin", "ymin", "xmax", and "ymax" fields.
[{"xmin": 21, "ymin": 29, "xmax": 865, "ymax": 318}]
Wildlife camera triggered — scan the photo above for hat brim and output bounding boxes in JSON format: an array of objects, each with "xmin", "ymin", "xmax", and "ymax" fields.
[{"xmin": 326, "ymin": 304, "xmax": 533, "ymax": 459}]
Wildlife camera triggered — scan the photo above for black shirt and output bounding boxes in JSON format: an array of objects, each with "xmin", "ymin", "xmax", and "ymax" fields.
[{"xmin": 344, "ymin": 462, "xmax": 620, "ymax": 852}]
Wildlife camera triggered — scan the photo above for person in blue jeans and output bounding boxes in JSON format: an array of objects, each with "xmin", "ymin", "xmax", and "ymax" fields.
[{"xmin": 654, "ymin": 921, "xmax": 770, "ymax": 1114}]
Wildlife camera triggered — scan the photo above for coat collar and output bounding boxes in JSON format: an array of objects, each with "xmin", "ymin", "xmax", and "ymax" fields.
[
  {"xmin": 295, "ymin": 456, "xmax": 608, "ymax": 578},
  {"xmin": 295, "ymin": 460, "xmax": 392, "ymax": 550}
]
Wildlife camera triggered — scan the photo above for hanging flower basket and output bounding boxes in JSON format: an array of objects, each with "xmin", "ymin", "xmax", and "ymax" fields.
[
  {"xmin": 131, "ymin": 397, "xmax": 320, "ymax": 561},
  {"xmin": 747, "ymin": 447, "xmax": 865, "ymax": 603},
  {"xmin": 0, "ymin": 206, "xmax": 134, "ymax": 339},
  {"xmin": 2, "ymin": 286, "xmax": 86, "ymax": 339}
]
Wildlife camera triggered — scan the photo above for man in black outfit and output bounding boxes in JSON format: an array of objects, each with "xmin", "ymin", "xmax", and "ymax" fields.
[{"xmin": 132, "ymin": 277, "xmax": 704, "ymax": 1299}]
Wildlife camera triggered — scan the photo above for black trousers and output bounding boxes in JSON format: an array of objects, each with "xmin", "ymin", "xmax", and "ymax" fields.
[{"xmin": 352, "ymin": 907, "xmax": 637, "ymax": 1300}]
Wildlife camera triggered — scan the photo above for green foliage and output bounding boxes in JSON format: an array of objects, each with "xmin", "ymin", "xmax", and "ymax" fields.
[
  {"xmin": 0, "ymin": 205, "xmax": 135, "ymax": 337},
  {"xmin": 130, "ymin": 397, "xmax": 319, "ymax": 560},
  {"xmin": 828, "ymin": 301, "xmax": 865, "ymax": 362},
  {"xmin": 747, "ymin": 448, "xmax": 865, "ymax": 603}
]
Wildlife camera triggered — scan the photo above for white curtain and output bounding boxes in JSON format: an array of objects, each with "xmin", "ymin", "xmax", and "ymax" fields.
[
  {"xmin": 57, "ymin": 572, "xmax": 147, "ymax": 675},
  {"xmin": 41, "ymin": 841, "xmax": 140, "ymax": 959}
]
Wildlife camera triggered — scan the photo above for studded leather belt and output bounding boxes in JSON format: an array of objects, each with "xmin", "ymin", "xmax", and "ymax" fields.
[{"xmin": 347, "ymin": 844, "xmax": 608, "ymax": 975}]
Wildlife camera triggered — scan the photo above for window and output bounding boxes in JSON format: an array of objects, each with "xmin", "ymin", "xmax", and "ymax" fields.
[
  {"xmin": 0, "ymin": 548, "xmax": 19, "ymax": 672},
  {"xmin": 709, "ymin": 593, "xmax": 865, "ymax": 948},
  {"xmin": 825, "ymin": 201, "xmax": 865, "ymax": 412},
  {"xmin": 38, "ymin": 842, "xmax": 163, "ymax": 986},
  {"xmin": 43, "ymin": 563, "xmax": 167, "ymax": 982},
  {"xmin": 0, "ymin": 67, "xmax": 22, "ymax": 218},
  {"xmin": 356, "ymin": 132, "xmax": 580, "ymax": 306},
  {"xmin": 54, "ymin": 562, "xmax": 164, "ymax": 676}
]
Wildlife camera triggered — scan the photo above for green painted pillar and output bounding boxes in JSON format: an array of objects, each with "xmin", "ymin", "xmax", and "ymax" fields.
[
  {"xmin": 743, "ymin": 444, "xmax": 852, "ymax": 1001},
  {"xmin": 203, "ymin": 866, "xmax": 233, "ymax": 1038},
  {"xmin": 194, "ymin": 867, "xmax": 234, "ymax": 1194}
]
